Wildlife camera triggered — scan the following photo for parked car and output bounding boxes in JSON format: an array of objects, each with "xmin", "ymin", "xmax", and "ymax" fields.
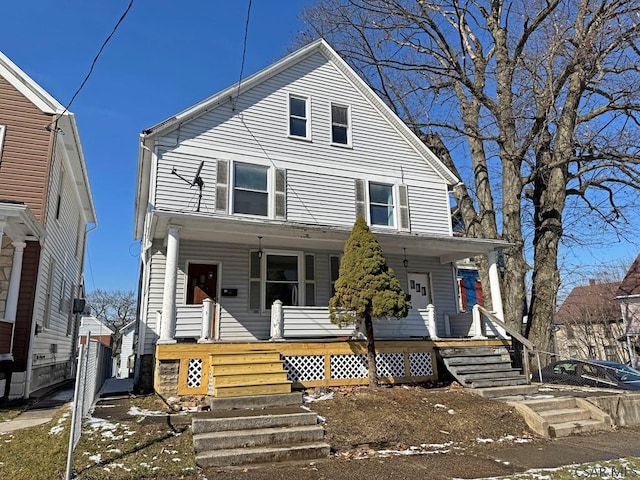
[{"xmin": 531, "ymin": 359, "xmax": 640, "ymax": 390}]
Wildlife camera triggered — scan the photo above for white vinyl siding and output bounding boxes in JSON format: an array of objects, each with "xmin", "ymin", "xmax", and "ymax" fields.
[
  {"xmin": 152, "ymin": 50, "xmax": 449, "ymax": 234},
  {"xmin": 31, "ymin": 143, "xmax": 89, "ymax": 390}
]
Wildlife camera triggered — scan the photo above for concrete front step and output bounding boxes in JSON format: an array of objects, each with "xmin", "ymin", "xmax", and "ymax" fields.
[
  {"xmin": 518, "ymin": 397, "xmax": 578, "ymax": 411},
  {"xmin": 193, "ymin": 407, "xmax": 317, "ymax": 433},
  {"xmin": 549, "ymin": 419, "xmax": 608, "ymax": 438},
  {"xmin": 196, "ymin": 442, "xmax": 331, "ymax": 467},
  {"xmin": 539, "ymin": 407, "xmax": 591, "ymax": 424},
  {"xmin": 470, "ymin": 376, "xmax": 528, "ymax": 388},
  {"xmin": 193, "ymin": 425, "xmax": 325, "ymax": 452},
  {"xmin": 472, "ymin": 384, "xmax": 539, "ymax": 398},
  {"xmin": 207, "ymin": 392, "xmax": 302, "ymax": 411}
]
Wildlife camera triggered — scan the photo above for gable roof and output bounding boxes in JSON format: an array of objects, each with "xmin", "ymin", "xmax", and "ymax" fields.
[
  {"xmin": 135, "ymin": 39, "xmax": 459, "ymax": 238},
  {"xmin": 555, "ymin": 281, "xmax": 621, "ymax": 324},
  {"xmin": 616, "ymin": 254, "xmax": 640, "ymax": 298},
  {"xmin": 0, "ymin": 51, "xmax": 97, "ymax": 224}
]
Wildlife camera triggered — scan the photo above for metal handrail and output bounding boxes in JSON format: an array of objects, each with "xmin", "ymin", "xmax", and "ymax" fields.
[{"xmin": 476, "ymin": 305, "xmax": 537, "ymax": 383}]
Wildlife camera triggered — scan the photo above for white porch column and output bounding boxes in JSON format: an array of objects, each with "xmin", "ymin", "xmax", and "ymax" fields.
[
  {"xmin": 487, "ymin": 250, "xmax": 504, "ymax": 320},
  {"xmin": 198, "ymin": 298, "xmax": 213, "ymax": 343},
  {"xmin": 487, "ymin": 250, "xmax": 507, "ymax": 337},
  {"xmin": 159, "ymin": 225, "xmax": 180, "ymax": 344},
  {"xmin": 426, "ymin": 304, "xmax": 439, "ymax": 340},
  {"xmin": 472, "ymin": 304, "xmax": 486, "ymax": 339},
  {"xmin": 5, "ymin": 241, "xmax": 26, "ymax": 323},
  {"xmin": 270, "ymin": 300, "xmax": 284, "ymax": 340}
]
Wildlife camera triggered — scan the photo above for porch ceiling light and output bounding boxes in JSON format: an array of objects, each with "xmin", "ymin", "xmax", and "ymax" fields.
[
  {"xmin": 403, "ymin": 247, "xmax": 409, "ymax": 269},
  {"xmin": 258, "ymin": 236, "xmax": 263, "ymax": 258}
]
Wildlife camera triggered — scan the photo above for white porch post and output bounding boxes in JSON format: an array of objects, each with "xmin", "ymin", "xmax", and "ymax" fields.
[
  {"xmin": 426, "ymin": 303, "xmax": 439, "ymax": 340},
  {"xmin": 270, "ymin": 300, "xmax": 283, "ymax": 340},
  {"xmin": 159, "ymin": 225, "xmax": 180, "ymax": 344},
  {"xmin": 487, "ymin": 250, "xmax": 507, "ymax": 337},
  {"xmin": 198, "ymin": 298, "xmax": 213, "ymax": 343},
  {"xmin": 5, "ymin": 241, "xmax": 25, "ymax": 324},
  {"xmin": 472, "ymin": 304, "xmax": 486, "ymax": 339}
]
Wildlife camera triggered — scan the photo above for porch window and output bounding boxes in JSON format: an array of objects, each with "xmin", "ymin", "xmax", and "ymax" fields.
[
  {"xmin": 248, "ymin": 251, "xmax": 314, "ymax": 311},
  {"xmin": 369, "ymin": 182, "xmax": 395, "ymax": 226},
  {"xmin": 331, "ymin": 104, "xmax": 350, "ymax": 145},
  {"xmin": 289, "ymin": 94, "xmax": 310, "ymax": 139},
  {"xmin": 233, "ymin": 163, "xmax": 268, "ymax": 216}
]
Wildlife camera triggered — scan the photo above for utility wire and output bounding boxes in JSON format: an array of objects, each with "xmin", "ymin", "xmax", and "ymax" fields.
[
  {"xmin": 51, "ymin": 0, "xmax": 134, "ymax": 125},
  {"xmin": 232, "ymin": 0, "xmax": 253, "ymax": 111}
]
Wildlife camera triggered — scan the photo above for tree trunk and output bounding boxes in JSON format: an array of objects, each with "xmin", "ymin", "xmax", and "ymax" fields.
[{"xmin": 364, "ymin": 314, "xmax": 378, "ymax": 388}]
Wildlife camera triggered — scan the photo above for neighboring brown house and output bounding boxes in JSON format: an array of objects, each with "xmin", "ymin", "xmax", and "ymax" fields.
[
  {"xmin": 554, "ymin": 280, "xmax": 628, "ymax": 363},
  {"xmin": 615, "ymin": 254, "xmax": 640, "ymax": 368},
  {"xmin": 0, "ymin": 51, "xmax": 96, "ymax": 400}
]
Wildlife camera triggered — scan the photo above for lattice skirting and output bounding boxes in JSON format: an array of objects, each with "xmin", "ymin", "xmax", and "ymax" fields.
[
  {"xmin": 186, "ymin": 358, "xmax": 203, "ymax": 388},
  {"xmin": 283, "ymin": 352, "xmax": 433, "ymax": 382}
]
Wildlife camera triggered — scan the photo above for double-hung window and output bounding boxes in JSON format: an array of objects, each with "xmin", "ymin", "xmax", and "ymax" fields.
[
  {"xmin": 233, "ymin": 163, "xmax": 269, "ymax": 216},
  {"xmin": 289, "ymin": 94, "xmax": 309, "ymax": 139},
  {"xmin": 369, "ymin": 182, "xmax": 395, "ymax": 227},
  {"xmin": 331, "ymin": 104, "xmax": 350, "ymax": 145}
]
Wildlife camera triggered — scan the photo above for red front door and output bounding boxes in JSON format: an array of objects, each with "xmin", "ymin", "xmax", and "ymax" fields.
[{"xmin": 187, "ymin": 264, "xmax": 218, "ymax": 305}]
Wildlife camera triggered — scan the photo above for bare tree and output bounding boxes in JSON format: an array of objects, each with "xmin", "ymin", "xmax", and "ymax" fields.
[
  {"xmin": 300, "ymin": 0, "xmax": 640, "ymax": 354},
  {"xmin": 86, "ymin": 289, "xmax": 136, "ymax": 356}
]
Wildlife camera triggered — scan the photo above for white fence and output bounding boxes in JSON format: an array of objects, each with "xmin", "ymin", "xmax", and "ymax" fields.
[{"xmin": 66, "ymin": 337, "xmax": 112, "ymax": 480}]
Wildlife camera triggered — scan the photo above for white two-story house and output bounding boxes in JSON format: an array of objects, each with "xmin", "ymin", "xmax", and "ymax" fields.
[{"xmin": 133, "ymin": 39, "xmax": 509, "ymax": 397}]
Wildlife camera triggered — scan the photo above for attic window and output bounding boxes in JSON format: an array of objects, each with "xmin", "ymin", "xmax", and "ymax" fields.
[
  {"xmin": 289, "ymin": 94, "xmax": 310, "ymax": 139},
  {"xmin": 331, "ymin": 104, "xmax": 350, "ymax": 145}
]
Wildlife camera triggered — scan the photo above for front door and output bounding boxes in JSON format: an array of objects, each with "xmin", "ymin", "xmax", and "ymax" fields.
[
  {"xmin": 407, "ymin": 273, "xmax": 432, "ymax": 311},
  {"xmin": 187, "ymin": 264, "xmax": 218, "ymax": 304}
]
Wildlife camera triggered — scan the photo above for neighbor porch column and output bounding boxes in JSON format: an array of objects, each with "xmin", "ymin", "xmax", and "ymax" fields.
[
  {"xmin": 5, "ymin": 241, "xmax": 26, "ymax": 324},
  {"xmin": 159, "ymin": 225, "xmax": 180, "ymax": 344},
  {"xmin": 270, "ymin": 300, "xmax": 284, "ymax": 340}
]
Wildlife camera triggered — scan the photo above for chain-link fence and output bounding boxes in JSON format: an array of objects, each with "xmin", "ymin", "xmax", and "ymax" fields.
[
  {"xmin": 65, "ymin": 336, "xmax": 112, "ymax": 480},
  {"xmin": 530, "ymin": 350, "xmax": 640, "ymax": 390}
]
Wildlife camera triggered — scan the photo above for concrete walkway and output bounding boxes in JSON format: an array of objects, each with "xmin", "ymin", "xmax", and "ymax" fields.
[
  {"xmin": 0, "ymin": 377, "xmax": 134, "ymax": 433},
  {"xmin": 0, "ymin": 386, "xmax": 75, "ymax": 433}
]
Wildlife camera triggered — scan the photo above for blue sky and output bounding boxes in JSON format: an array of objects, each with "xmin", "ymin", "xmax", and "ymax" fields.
[
  {"xmin": 1, "ymin": 0, "xmax": 637, "ymax": 297},
  {"xmin": 0, "ymin": 0, "xmax": 315, "ymax": 292}
]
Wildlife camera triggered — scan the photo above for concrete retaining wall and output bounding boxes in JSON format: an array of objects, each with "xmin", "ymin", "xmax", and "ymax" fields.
[{"xmin": 588, "ymin": 394, "xmax": 640, "ymax": 427}]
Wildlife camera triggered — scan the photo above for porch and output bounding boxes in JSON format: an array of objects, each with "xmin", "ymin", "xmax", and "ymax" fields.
[{"xmin": 154, "ymin": 337, "xmax": 509, "ymax": 396}]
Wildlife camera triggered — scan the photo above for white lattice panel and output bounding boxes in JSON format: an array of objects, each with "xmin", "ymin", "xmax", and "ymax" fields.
[
  {"xmin": 330, "ymin": 354, "xmax": 368, "ymax": 379},
  {"xmin": 284, "ymin": 355, "xmax": 325, "ymax": 382},
  {"xmin": 376, "ymin": 352, "xmax": 405, "ymax": 378},
  {"xmin": 409, "ymin": 352, "xmax": 433, "ymax": 376},
  {"xmin": 186, "ymin": 358, "xmax": 203, "ymax": 388}
]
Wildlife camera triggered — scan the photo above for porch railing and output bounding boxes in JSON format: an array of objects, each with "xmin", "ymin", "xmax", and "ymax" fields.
[
  {"xmin": 273, "ymin": 303, "xmax": 437, "ymax": 340},
  {"xmin": 163, "ymin": 299, "xmax": 218, "ymax": 342},
  {"xmin": 477, "ymin": 305, "xmax": 535, "ymax": 382}
]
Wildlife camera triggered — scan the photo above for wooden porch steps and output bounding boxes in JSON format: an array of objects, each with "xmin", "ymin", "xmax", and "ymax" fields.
[
  {"xmin": 438, "ymin": 346, "xmax": 531, "ymax": 391},
  {"xmin": 210, "ymin": 350, "xmax": 292, "ymax": 398}
]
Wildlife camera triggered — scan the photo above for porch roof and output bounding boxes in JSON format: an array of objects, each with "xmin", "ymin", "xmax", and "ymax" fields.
[
  {"xmin": 149, "ymin": 210, "xmax": 509, "ymax": 263},
  {"xmin": 0, "ymin": 201, "xmax": 44, "ymax": 243}
]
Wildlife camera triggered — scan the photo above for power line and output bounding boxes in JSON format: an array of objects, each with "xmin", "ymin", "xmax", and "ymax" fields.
[
  {"xmin": 232, "ymin": 0, "xmax": 253, "ymax": 111},
  {"xmin": 52, "ymin": 0, "xmax": 134, "ymax": 124}
]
